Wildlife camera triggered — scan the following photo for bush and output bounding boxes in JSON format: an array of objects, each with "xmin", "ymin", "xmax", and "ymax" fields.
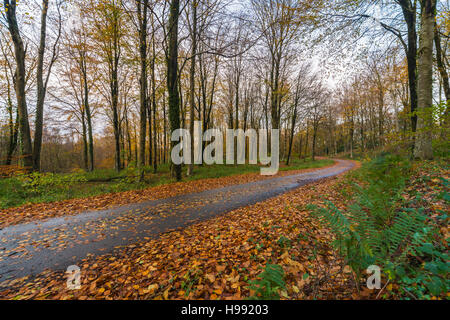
[
  {"xmin": 0, "ymin": 177, "xmax": 29, "ymax": 208},
  {"xmin": 0, "ymin": 172, "xmax": 88, "ymax": 209},
  {"xmin": 16, "ymin": 172, "xmax": 87, "ymax": 195}
]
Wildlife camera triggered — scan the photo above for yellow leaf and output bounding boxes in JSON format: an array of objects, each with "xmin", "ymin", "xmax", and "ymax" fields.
[
  {"xmin": 216, "ymin": 265, "xmax": 226, "ymax": 272},
  {"xmin": 205, "ymin": 274, "xmax": 215, "ymax": 283},
  {"xmin": 147, "ymin": 284, "xmax": 159, "ymax": 294}
]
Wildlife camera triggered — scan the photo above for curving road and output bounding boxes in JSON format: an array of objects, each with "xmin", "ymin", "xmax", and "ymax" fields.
[{"xmin": 0, "ymin": 159, "xmax": 354, "ymax": 283}]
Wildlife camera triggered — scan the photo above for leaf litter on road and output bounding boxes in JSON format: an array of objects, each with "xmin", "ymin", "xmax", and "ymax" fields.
[{"xmin": 0, "ymin": 167, "xmax": 360, "ymax": 300}]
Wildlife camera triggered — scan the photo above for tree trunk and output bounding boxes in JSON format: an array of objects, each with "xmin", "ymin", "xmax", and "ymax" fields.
[
  {"xmin": 125, "ymin": 110, "xmax": 132, "ymax": 164},
  {"xmin": 4, "ymin": 0, "xmax": 33, "ymax": 169},
  {"xmin": 137, "ymin": 0, "xmax": 148, "ymax": 180},
  {"xmin": 434, "ymin": 21, "xmax": 450, "ymax": 123},
  {"xmin": 82, "ymin": 63, "xmax": 94, "ymax": 172},
  {"xmin": 304, "ymin": 123, "xmax": 309, "ymax": 161},
  {"xmin": 414, "ymin": 0, "xmax": 436, "ymax": 160},
  {"xmin": 312, "ymin": 125, "xmax": 317, "ymax": 161},
  {"xmin": 286, "ymin": 106, "xmax": 297, "ymax": 166},
  {"xmin": 77, "ymin": 46, "xmax": 95, "ymax": 172},
  {"xmin": 187, "ymin": 0, "xmax": 197, "ymax": 176},
  {"xmin": 81, "ymin": 109, "xmax": 88, "ymax": 170},
  {"xmin": 271, "ymin": 56, "xmax": 281, "ymax": 130},
  {"xmin": 167, "ymin": 0, "xmax": 182, "ymax": 181},
  {"xmin": 298, "ymin": 133, "xmax": 303, "ymax": 160},
  {"xmin": 32, "ymin": 0, "xmax": 50, "ymax": 172},
  {"xmin": 147, "ymin": 97, "xmax": 152, "ymax": 166},
  {"xmin": 399, "ymin": 0, "xmax": 419, "ymax": 150},
  {"xmin": 112, "ymin": 69, "xmax": 121, "ymax": 172},
  {"xmin": 5, "ymin": 66, "xmax": 18, "ymax": 165},
  {"xmin": 163, "ymin": 93, "xmax": 167, "ymax": 164}
]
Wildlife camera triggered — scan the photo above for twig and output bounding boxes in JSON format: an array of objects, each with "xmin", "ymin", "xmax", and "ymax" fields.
[
  {"xmin": 402, "ymin": 287, "xmax": 418, "ymax": 300},
  {"xmin": 376, "ymin": 279, "xmax": 390, "ymax": 300}
]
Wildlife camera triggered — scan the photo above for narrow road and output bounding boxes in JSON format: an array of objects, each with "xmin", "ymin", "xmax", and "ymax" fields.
[{"xmin": 0, "ymin": 159, "xmax": 354, "ymax": 283}]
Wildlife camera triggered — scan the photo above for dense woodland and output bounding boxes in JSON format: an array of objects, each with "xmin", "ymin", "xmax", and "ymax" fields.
[
  {"xmin": 0, "ymin": 0, "xmax": 448, "ymax": 177},
  {"xmin": 0, "ymin": 0, "xmax": 449, "ymax": 302}
]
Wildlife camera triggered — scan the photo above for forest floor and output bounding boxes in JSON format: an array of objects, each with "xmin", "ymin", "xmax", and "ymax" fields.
[
  {"xmin": 0, "ymin": 157, "xmax": 447, "ymax": 300},
  {"xmin": 0, "ymin": 160, "xmax": 359, "ymax": 300}
]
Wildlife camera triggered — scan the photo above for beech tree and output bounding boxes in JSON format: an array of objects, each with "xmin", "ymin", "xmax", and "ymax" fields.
[
  {"xmin": 3, "ymin": 0, "xmax": 33, "ymax": 168},
  {"xmin": 414, "ymin": 0, "xmax": 437, "ymax": 160},
  {"xmin": 167, "ymin": 0, "xmax": 181, "ymax": 180}
]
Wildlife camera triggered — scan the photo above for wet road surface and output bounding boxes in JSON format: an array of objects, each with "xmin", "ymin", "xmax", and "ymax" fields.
[{"xmin": 0, "ymin": 159, "xmax": 354, "ymax": 282}]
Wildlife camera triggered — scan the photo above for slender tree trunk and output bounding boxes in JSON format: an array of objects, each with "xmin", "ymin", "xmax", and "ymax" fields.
[
  {"xmin": 137, "ymin": 0, "xmax": 148, "ymax": 180},
  {"xmin": 33, "ymin": 0, "xmax": 50, "ymax": 172},
  {"xmin": 167, "ymin": 0, "xmax": 182, "ymax": 180},
  {"xmin": 264, "ymin": 81, "xmax": 270, "ymax": 148},
  {"xmin": 134, "ymin": 124, "xmax": 138, "ymax": 163},
  {"xmin": 4, "ymin": 0, "xmax": 33, "ymax": 169},
  {"xmin": 349, "ymin": 117, "xmax": 354, "ymax": 159},
  {"xmin": 187, "ymin": 0, "xmax": 197, "ymax": 176},
  {"xmin": 312, "ymin": 124, "xmax": 317, "ymax": 161},
  {"xmin": 414, "ymin": 0, "xmax": 436, "ymax": 160},
  {"xmin": 286, "ymin": 106, "xmax": 297, "ymax": 166},
  {"xmin": 125, "ymin": 110, "xmax": 132, "ymax": 164},
  {"xmin": 304, "ymin": 122, "xmax": 309, "ymax": 161},
  {"xmin": 163, "ymin": 93, "xmax": 167, "ymax": 164},
  {"xmin": 298, "ymin": 133, "xmax": 303, "ymax": 160},
  {"xmin": 434, "ymin": 21, "xmax": 450, "ymax": 123},
  {"xmin": 112, "ymin": 69, "xmax": 121, "ymax": 172},
  {"xmin": 147, "ymin": 97, "xmax": 152, "ymax": 166},
  {"xmin": 150, "ymin": 14, "xmax": 158, "ymax": 173},
  {"xmin": 81, "ymin": 109, "xmax": 88, "ymax": 170},
  {"xmin": 234, "ymin": 69, "xmax": 240, "ymax": 163},
  {"xmin": 398, "ymin": 0, "xmax": 419, "ymax": 152},
  {"xmin": 80, "ymin": 54, "xmax": 94, "ymax": 172},
  {"xmin": 120, "ymin": 125, "xmax": 126, "ymax": 168},
  {"xmin": 6, "ymin": 108, "xmax": 19, "ymax": 166},
  {"xmin": 5, "ymin": 67, "xmax": 18, "ymax": 165}
]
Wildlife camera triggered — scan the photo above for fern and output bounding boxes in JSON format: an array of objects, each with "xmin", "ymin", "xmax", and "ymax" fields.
[
  {"xmin": 308, "ymin": 154, "xmax": 439, "ymax": 288},
  {"xmin": 248, "ymin": 264, "xmax": 286, "ymax": 300}
]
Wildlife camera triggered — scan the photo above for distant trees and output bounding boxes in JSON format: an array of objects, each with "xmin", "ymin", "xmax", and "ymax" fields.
[
  {"xmin": 3, "ymin": 0, "xmax": 62, "ymax": 171},
  {"xmin": 251, "ymin": 0, "xmax": 302, "ymax": 130},
  {"xmin": 90, "ymin": 0, "xmax": 127, "ymax": 172},
  {"xmin": 0, "ymin": 0, "xmax": 446, "ymax": 174},
  {"xmin": 64, "ymin": 5, "xmax": 96, "ymax": 172},
  {"xmin": 285, "ymin": 65, "xmax": 320, "ymax": 165}
]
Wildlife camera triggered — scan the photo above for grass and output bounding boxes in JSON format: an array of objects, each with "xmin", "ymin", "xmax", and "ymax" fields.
[{"xmin": 0, "ymin": 158, "xmax": 334, "ymax": 210}]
